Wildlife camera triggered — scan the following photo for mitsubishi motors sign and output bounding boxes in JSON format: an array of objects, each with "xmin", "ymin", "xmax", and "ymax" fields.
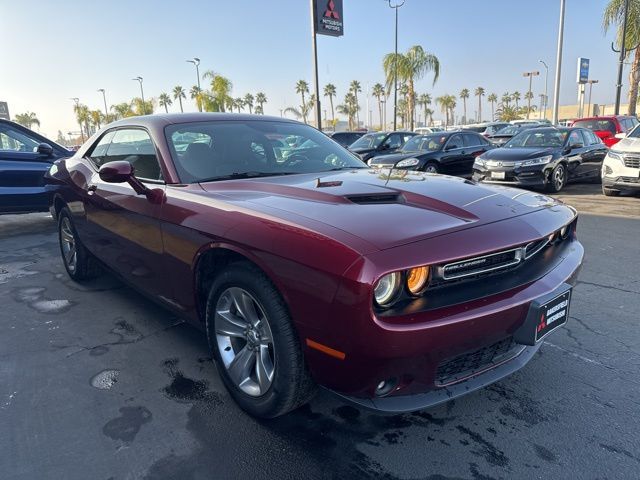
[
  {"xmin": 315, "ymin": 0, "xmax": 343, "ymax": 37},
  {"xmin": 0, "ymin": 101, "xmax": 9, "ymax": 120}
]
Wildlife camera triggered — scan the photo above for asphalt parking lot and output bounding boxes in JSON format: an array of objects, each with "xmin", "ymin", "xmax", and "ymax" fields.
[{"xmin": 1, "ymin": 187, "xmax": 639, "ymax": 480}]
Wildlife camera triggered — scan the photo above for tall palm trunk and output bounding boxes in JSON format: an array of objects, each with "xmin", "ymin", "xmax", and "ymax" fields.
[
  {"xmin": 329, "ymin": 95, "xmax": 335, "ymax": 123},
  {"xmin": 628, "ymin": 48, "xmax": 640, "ymax": 116},
  {"xmin": 164, "ymin": 104, "xmax": 168, "ymax": 113},
  {"xmin": 179, "ymin": 98, "xmax": 183, "ymax": 113},
  {"xmin": 491, "ymin": 101, "xmax": 495, "ymax": 121},
  {"xmin": 300, "ymin": 92, "xmax": 307, "ymax": 123},
  {"xmin": 377, "ymin": 98, "xmax": 383, "ymax": 130},
  {"xmin": 478, "ymin": 97, "xmax": 482, "ymax": 122},
  {"xmin": 408, "ymin": 79, "xmax": 415, "ymax": 131},
  {"xmin": 354, "ymin": 92, "xmax": 359, "ymax": 127},
  {"xmin": 462, "ymin": 98, "xmax": 467, "ymax": 124}
]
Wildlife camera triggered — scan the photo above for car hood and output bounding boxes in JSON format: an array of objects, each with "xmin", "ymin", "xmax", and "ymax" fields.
[
  {"xmin": 483, "ymin": 147, "xmax": 558, "ymax": 160},
  {"xmin": 613, "ymin": 136, "xmax": 640, "ymax": 152},
  {"xmin": 198, "ymin": 170, "xmax": 561, "ymax": 251}
]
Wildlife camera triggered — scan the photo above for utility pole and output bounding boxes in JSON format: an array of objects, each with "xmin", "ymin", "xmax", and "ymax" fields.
[
  {"xmin": 97, "ymin": 89, "xmax": 108, "ymax": 120},
  {"xmin": 539, "ymin": 60, "xmax": 549, "ymax": 119},
  {"xmin": 587, "ymin": 80, "xmax": 599, "ymax": 117},
  {"xmin": 614, "ymin": 0, "xmax": 630, "ymax": 114},
  {"xmin": 132, "ymin": 77, "xmax": 145, "ymax": 114},
  {"xmin": 310, "ymin": 0, "xmax": 322, "ymax": 130},
  {"xmin": 523, "ymin": 71, "xmax": 540, "ymax": 119},
  {"xmin": 70, "ymin": 97, "xmax": 84, "ymax": 142},
  {"xmin": 387, "ymin": 0, "xmax": 405, "ymax": 131},
  {"xmin": 552, "ymin": 0, "xmax": 566, "ymax": 125}
]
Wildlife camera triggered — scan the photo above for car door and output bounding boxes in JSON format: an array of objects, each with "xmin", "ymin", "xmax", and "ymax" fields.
[
  {"xmin": 378, "ymin": 133, "xmax": 404, "ymax": 156},
  {"xmin": 439, "ymin": 134, "xmax": 467, "ymax": 175},
  {"xmin": 81, "ymin": 128, "xmax": 169, "ymax": 297},
  {"xmin": 564, "ymin": 130, "xmax": 586, "ymax": 180},
  {"xmin": 576, "ymin": 129, "xmax": 607, "ymax": 179},
  {"xmin": 0, "ymin": 123, "xmax": 60, "ymax": 213},
  {"xmin": 462, "ymin": 133, "xmax": 490, "ymax": 174}
]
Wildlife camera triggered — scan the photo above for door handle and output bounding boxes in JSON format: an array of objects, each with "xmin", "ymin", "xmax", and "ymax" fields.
[{"xmin": 87, "ymin": 184, "xmax": 97, "ymax": 193}]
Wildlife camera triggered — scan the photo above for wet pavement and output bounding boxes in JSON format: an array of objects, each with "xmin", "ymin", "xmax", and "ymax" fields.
[{"xmin": 1, "ymin": 191, "xmax": 639, "ymax": 479}]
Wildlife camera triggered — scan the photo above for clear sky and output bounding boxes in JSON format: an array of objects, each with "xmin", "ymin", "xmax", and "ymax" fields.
[{"xmin": 0, "ymin": 0, "xmax": 623, "ymax": 137}]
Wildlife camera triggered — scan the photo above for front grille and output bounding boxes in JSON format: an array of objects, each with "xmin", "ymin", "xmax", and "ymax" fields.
[
  {"xmin": 442, "ymin": 248, "xmax": 522, "ymax": 280},
  {"xmin": 435, "ymin": 337, "xmax": 521, "ymax": 386},
  {"xmin": 620, "ymin": 176, "xmax": 640, "ymax": 184},
  {"xmin": 623, "ymin": 154, "xmax": 640, "ymax": 168}
]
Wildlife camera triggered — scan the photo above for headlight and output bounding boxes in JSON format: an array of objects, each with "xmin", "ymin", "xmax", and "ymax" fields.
[
  {"xmin": 606, "ymin": 150, "xmax": 624, "ymax": 163},
  {"xmin": 395, "ymin": 158, "xmax": 419, "ymax": 168},
  {"xmin": 406, "ymin": 266, "xmax": 430, "ymax": 295},
  {"xmin": 474, "ymin": 158, "xmax": 486, "ymax": 167},
  {"xmin": 521, "ymin": 155, "xmax": 553, "ymax": 166},
  {"xmin": 374, "ymin": 272, "xmax": 401, "ymax": 306},
  {"xmin": 560, "ymin": 225, "xmax": 569, "ymax": 239}
]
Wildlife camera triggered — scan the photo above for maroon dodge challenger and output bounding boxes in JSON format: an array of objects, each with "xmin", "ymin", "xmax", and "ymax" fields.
[{"xmin": 47, "ymin": 113, "xmax": 582, "ymax": 418}]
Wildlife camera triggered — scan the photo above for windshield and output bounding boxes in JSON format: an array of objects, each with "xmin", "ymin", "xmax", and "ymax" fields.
[
  {"xmin": 400, "ymin": 134, "xmax": 445, "ymax": 152},
  {"xmin": 165, "ymin": 120, "xmax": 367, "ymax": 183},
  {"xmin": 504, "ymin": 129, "xmax": 568, "ymax": 148},
  {"xmin": 627, "ymin": 124, "xmax": 640, "ymax": 138},
  {"xmin": 572, "ymin": 119, "xmax": 616, "ymax": 135},
  {"xmin": 493, "ymin": 125, "xmax": 521, "ymax": 136},
  {"xmin": 350, "ymin": 133, "xmax": 387, "ymax": 149}
]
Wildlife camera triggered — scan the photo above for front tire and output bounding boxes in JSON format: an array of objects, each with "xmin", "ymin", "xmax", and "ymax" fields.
[
  {"xmin": 423, "ymin": 161, "xmax": 439, "ymax": 173},
  {"xmin": 206, "ymin": 262, "xmax": 316, "ymax": 418},
  {"xmin": 58, "ymin": 207, "xmax": 100, "ymax": 281},
  {"xmin": 547, "ymin": 163, "xmax": 566, "ymax": 193},
  {"xmin": 602, "ymin": 186, "xmax": 620, "ymax": 196}
]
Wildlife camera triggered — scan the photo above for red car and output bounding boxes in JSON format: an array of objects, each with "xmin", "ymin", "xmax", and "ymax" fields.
[
  {"xmin": 47, "ymin": 114, "xmax": 583, "ymax": 418},
  {"xmin": 570, "ymin": 115, "xmax": 638, "ymax": 148}
]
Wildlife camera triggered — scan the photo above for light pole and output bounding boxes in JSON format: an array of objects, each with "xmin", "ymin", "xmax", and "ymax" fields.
[
  {"xmin": 614, "ymin": 0, "xmax": 630, "ymax": 114},
  {"xmin": 587, "ymin": 80, "xmax": 599, "ymax": 116},
  {"xmin": 387, "ymin": 0, "xmax": 405, "ymax": 131},
  {"xmin": 70, "ymin": 97, "xmax": 84, "ymax": 142},
  {"xmin": 552, "ymin": 0, "xmax": 566, "ymax": 125},
  {"xmin": 97, "ymin": 89, "xmax": 108, "ymax": 120},
  {"xmin": 132, "ymin": 76, "xmax": 145, "ymax": 114},
  {"xmin": 186, "ymin": 57, "xmax": 201, "ymax": 90},
  {"xmin": 539, "ymin": 60, "xmax": 549, "ymax": 119},
  {"xmin": 523, "ymin": 71, "xmax": 540, "ymax": 119}
]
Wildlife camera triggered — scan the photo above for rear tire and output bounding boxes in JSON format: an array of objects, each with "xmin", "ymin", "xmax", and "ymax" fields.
[
  {"xmin": 58, "ymin": 207, "xmax": 101, "ymax": 281},
  {"xmin": 205, "ymin": 262, "xmax": 316, "ymax": 418}
]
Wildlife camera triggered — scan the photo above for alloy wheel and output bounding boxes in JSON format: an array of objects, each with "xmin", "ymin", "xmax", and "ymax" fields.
[
  {"xmin": 554, "ymin": 165, "xmax": 565, "ymax": 191},
  {"xmin": 214, "ymin": 287, "xmax": 275, "ymax": 397},
  {"xmin": 60, "ymin": 217, "xmax": 77, "ymax": 273},
  {"xmin": 424, "ymin": 164, "xmax": 438, "ymax": 173}
]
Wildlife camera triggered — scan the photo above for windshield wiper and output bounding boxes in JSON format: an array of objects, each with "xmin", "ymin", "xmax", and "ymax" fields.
[
  {"xmin": 198, "ymin": 171, "xmax": 300, "ymax": 182},
  {"xmin": 326, "ymin": 166, "xmax": 367, "ymax": 171}
]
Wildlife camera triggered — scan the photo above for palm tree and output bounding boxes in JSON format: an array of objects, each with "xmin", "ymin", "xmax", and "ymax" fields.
[
  {"xmin": 233, "ymin": 97, "xmax": 244, "ymax": 113},
  {"xmin": 243, "ymin": 93, "xmax": 254, "ymax": 114},
  {"xmin": 501, "ymin": 92, "xmax": 511, "ymax": 107},
  {"xmin": 159, "ymin": 93, "xmax": 172, "ymax": 113},
  {"xmin": 203, "ymin": 71, "xmax": 233, "ymax": 112},
  {"xmin": 524, "ymin": 91, "xmax": 535, "ymax": 119},
  {"xmin": 604, "ymin": 0, "xmax": 640, "ymax": 115},
  {"xmin": 190, "ymin": 86, "xmax": 202, "ymax": 112},
  {"xmin": 436, "ymin": 95, "xmax": 456, "ymax": 128},
  {"xmin": 496, "ymin": 103, "xmax": 521, "ymax": 122},
  {"xmin": 459, "ymin": 89, "xmax": 470, "ymax": 124},
  {"xmin": 111, "ymin": 103, "xmax": 134, "ymax": 120},
  {"xmin": 512, "ymin": 91, "xmax": 521, "ymax": 108},
  {"xmin": 475, "ymin": 87, "xmax": 485, "ymax": 122},
  {"xmin": 89, "ymin": 110, "xmax": 103, "ymax": 133},
  {"xmin": 337, "ymin": 92, "xmax": 359, "ymax": 130},
  {"xmin": 295, "ymin": 80, "xmax": 309, "ymax": 123},
  {"xmin": 383, "ymin": 45, "xmax": 440, "ymax": 131},
  {"xmin": 323, "ymin": 83, "xmax": 337, "ymax": 124},
  {"xmin": 132, "ymin": 98, "xmax": 154, "ymax": 116},
  {"xmin": 74, "ymin": 104, "xmax": 90, "ymax": 138},
  {"xmin": 372, "ymin": 83, "xmax": 386, "ymax": 129},
  {"xmin": 487, "ymin": 93, "xmax": 498, "ymax": 120},
  {"xmin": 255, "ymin": 92, "xmax": 267, "ymax": 114},
  {"xmin": 424, "ymin": 107, "xmax": 434, "ymax": 126},
  {"xmin": 418, "ymin": 93, "xmax": 432, "ymax": 126},
  {"xmin": 13, "ymin": 112, "xmax": 40, "ymax": 130},
  {"xmin": 350, "ymin": 80, "xmax": 362, "ymax": 127},
  {"xmin": 173, "ymin": 86, "xmax": 186, "ymax": 113}
]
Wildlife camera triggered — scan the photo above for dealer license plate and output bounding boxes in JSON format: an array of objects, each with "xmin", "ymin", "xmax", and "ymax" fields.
[
  {"xmin": 535, "ymin": 289, "xmax": 571, "ymax": 342},
  {"xmin": 491, "ymin": 171, "xmax": 506, "ymax": 180}
]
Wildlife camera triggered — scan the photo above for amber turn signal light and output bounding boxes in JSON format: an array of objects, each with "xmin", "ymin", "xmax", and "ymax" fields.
[{"xmin": 406, "ymin": 266, "xmax": 430, "ymax": 296}]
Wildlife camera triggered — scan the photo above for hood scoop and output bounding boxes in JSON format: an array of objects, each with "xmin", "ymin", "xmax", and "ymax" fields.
[{"xmin": 346, "ymin": 193, "xmax": 404, "ymax": 205}]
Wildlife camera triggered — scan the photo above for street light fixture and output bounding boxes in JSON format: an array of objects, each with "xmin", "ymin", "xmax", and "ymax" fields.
[
  {"xmin": 132, "ymin": 76, "xmax": 145, "ymax": 114},
  {"xmin": 97, "ymin": 89, "xmax": 108, "ymax": 120},
  {"xmin": 539, "ymin": 60, "xmax": 549, "ymax": 120},
  {"xmin": 586, "ymin": 80, "xmax": 599, "ymax": 117},
  {"xmin": 523, "ymin": 71, "xmax": 540, "ymax": 119},
  {"xmin": 386, "ymin": 0, "xmax": 405, "ymax": 131},
  {"xmin": 186, "ymin": 57, "xmax": 201, "ymax": 90}
]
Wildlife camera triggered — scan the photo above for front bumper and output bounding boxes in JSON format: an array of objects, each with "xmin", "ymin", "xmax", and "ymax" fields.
[
  {"xmin": 472, "ymin": 164, "xmax": 552, "ymax": 188},
  {"xmin": 303, "ymin": 212, "xmax": 583, "ymax": 413}
]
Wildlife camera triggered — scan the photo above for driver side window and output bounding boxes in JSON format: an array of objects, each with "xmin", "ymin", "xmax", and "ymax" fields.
[
  {"xmin": 568, "ymin": 131, "xmax": 582, "ymax": 147},
  {"xmin": 102, "ymin": 129, "xmax": 163, "ymax": 181},
  {"xmin": 383, "ymin": 134, "xmax": 402, "ymax": 149},
  {"xmin": 446, "ymin": 135, "xmax": 463, "ymax": 150}
]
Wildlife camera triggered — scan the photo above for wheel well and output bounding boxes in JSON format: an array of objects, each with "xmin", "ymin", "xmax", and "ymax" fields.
[
  {"xmin": 53, "ymin": 196, "xmax": 66, "ymax": 217},
  {"xmin": 195, "ymin": 248, "xmax": 256, "ymax": 322}
]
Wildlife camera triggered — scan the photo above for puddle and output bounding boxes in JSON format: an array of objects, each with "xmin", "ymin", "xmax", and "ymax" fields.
[
  {"xmin": 91, "ymin": 369, "xmax": 120, "ymax": 390},
  {"xmin": 162, "ymin": 358, "xmax": 209, "ymax": 402},
  {"xmin": 0, "ymin": 262, "xmax": 38, "ymax": 284},
  {"xmin": 31, "ymin": 299, "xmax": 73, "ymax": 314},
  {"xmin": 102, "ymin": 406, "xmax": 152, "ymax": 443}
]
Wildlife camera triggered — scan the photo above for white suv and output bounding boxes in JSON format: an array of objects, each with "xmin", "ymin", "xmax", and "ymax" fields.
[{"xmin": 601, "ymin": 125, "xmax": 640, "ymax": 196}]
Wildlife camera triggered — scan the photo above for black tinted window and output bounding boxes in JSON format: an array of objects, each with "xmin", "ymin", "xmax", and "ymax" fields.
[
  {"xmin": 446, "ymin": 135, "xmax": 463, "ymax": 149},
  {"xmin": 0, "ymin": 124, "xmax": 40, "ymax": 153},
  {"xmin": 88, "ymin": 131, "xmax": 115, "ymax": 166},
  {"xmin": 104, "ymin": 129, "xmax": 162, "ymax": 181},
  {"xmin": 463, "ymin": 133, "xmax": 482, "ymax": 147}
]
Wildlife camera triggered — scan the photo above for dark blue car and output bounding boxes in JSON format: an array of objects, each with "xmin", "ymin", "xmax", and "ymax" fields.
[{"xmin": 0, "ymin": 119, "xmax": 72, "ymax": 214}]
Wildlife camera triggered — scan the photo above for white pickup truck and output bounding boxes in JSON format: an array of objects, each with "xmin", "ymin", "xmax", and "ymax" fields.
[{"xmin": 601, "ymin": 126, "xmax": 640, "ymax": 197}]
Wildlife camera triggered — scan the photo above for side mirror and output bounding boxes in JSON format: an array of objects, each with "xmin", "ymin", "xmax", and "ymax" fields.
[
  {"xmin": 615, "ymin": 132, "xmax": 627, "ymax": 139},
  {"xmin": 36, "ymin": 143, "xmax": 54, "ymax": 157},
  {"xmin": 99, "ymin": 160, "xmax": 134, "ymax": 183},
  {"xmin": 378, "ymin": 143, "xmax": 390, "ymax": 150},
  {"xmin": 570, "ymin": 142, "xmax": 584, "ymax": 150}
]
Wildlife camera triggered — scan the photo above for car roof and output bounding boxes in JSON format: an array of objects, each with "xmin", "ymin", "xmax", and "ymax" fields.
[{"xmin": 106, "ymin": 112, "xmax": 299, "ymax": 129}]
